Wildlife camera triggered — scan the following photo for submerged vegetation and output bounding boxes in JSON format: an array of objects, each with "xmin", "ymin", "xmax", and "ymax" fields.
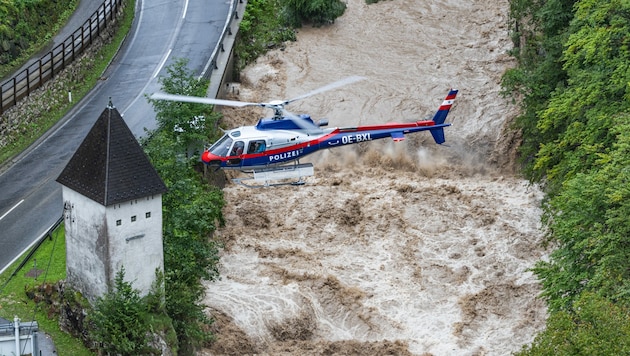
[{"xmin": 503, "ymin": 0, "xmax": 630, "ymax": 353}]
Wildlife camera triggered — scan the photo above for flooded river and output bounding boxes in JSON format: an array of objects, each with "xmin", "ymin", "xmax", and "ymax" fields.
[{"xmin": 200, "ymin": 0, "xmax": 548, "ymax": 354}]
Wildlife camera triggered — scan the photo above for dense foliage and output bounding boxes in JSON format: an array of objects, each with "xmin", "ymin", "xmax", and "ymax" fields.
[
  {"xmin": 518, "ymin": 293, "xmax": 630, "ymax": 355},
  {"xmin": 145, "ymin": 58, "xmax": 224, "ymax": 353},
  {"xmin": 503, "ymin": 0, "xmax": 630, "ymax": 353},
  {"xmin": 0, "ymin": 0, "xmax": 78, "ymax": 76},
  {"xmin": 148, "ymin": 58, "xmax": 219, "ymax": 156},
  {"xmin": 281, "ymin": 0, "xmax": 347, "ymax": 27},
  {"xmin": 501, "ymin": 0, "xmax": 575, "ymax": 184},
  {"xmin": 235, "ymin": 0, "xmax": 297, "ymax": 71},
  {"xmin": 89, "ymin": 268, "xmax": 159, "ymax": 355}
]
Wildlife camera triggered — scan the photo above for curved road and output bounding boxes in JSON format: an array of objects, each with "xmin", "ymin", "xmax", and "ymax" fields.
[{"xmin": 0, "ymin": 0, "xmax": 235, "ymax": 272}]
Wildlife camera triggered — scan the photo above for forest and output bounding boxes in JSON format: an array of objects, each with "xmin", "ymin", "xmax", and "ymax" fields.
[{"xmin": 502, "ymin": 0, "xmax": 630, "ymax": 353}]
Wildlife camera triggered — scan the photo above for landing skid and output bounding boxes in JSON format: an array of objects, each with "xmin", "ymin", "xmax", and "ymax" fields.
[{"xmin": 232, "ymin": 163, "xmax": 314, "ymax": 188}]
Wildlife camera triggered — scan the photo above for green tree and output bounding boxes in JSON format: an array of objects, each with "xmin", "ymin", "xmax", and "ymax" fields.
[
  {"xmin": 235, "ymin": 0, "xmax": 296, "ymax": 71},
  {"xmin": 145, "ymin": 60, "xmax": 224, "ymax": 353},
  {"xmin": 532, "ymin": 0, "xmax": 630, "ymax": 195},
  {"xmin": 534, "ymin": 114, "xmax": 630, "ymax": 311},
  {"xmin": 89, "ymin": 267, "xmax": 158, "ymax": 355},
  {"xmin": 144, "ymin": 128, "xmax": 223, "ymax": 353},
  {"xmin": 503, "ymin": 0, "xmax": 630, "ymax": 352},
  {"xmin": 501, "ymin": 0, "xmax": 576, "ymax": 180},
  {"xmin": 281, "ymin": 0, "xmax": 347, "ymax": 27},
  {"xmin": 516, "ymin": 292, "xmax": 630, "ymax": 356},
  {"xmin": 147, "ymin": 57, "xmax": 221, "ymax": 157}
]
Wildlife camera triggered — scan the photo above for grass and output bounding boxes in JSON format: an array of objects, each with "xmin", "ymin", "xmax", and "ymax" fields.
[
  {"xmin": 0, "ymin": 0, "xmax": 136, "ymax": 165},
  {"xmin": 0, "ymin": 225, "xmax": 93, "ymax": 355}
]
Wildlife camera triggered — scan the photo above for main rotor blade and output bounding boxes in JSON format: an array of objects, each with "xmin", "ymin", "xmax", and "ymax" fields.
[
  {"xmin": 150, "ymin": 92, "xmax": 260, "ymax": 108},
  {"xmin": 284, "ymin": 76, "xmax": 366, "ymax": 105},
  {"xmin": 282, "ymin": 109, "xmax": 322, "ymax": 134}
]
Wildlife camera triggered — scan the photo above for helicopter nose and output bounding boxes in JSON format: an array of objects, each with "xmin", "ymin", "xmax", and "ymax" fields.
[
  {"xmin": 201, "ymin": 151, "xmax": 213, "ymax": 163},
  {"xmin": 201, "ymin": 151, "xmax": 221, "ymax": 165}
]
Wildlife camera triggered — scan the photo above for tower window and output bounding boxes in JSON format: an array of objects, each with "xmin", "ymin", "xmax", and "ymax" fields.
[
  {"xmin": 131, "ymin": 215, "xmax": 136, "ymax": 222},
  {"xmin": 146, "ymin": 212, "xmax": 151, "ymax": 218},
  {"xmin": 116, "ymin": 219, "xmax": 122, "ymax": 226}
]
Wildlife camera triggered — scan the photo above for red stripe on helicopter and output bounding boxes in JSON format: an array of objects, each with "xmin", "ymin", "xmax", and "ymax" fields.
[{"xmin": 438, "ymin": 100, "xmax": 455, "ymax": 111}]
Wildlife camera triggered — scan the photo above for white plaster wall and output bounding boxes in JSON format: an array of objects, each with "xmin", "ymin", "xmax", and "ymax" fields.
[
  {"xmin": 105, "ymin": 195, "xmax": 164, "ymax": 296},
  {"xmin": 62, "ymin": 187, "xmax": 164, "ymax": 301},
  {"xmin": 62, "ymin": 187, "xmax": 109, "ymax": 301}
]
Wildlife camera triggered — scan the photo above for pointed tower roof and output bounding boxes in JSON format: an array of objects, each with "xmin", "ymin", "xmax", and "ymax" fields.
[{"xmin": 57, "ymin": 101, "xmax": 167, "ymax": 206}]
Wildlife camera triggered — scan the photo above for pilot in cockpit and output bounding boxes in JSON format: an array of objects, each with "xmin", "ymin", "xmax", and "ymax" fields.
[{"xmin": 231, "ymin": 141, "xmax": 244, "ymax": 156}]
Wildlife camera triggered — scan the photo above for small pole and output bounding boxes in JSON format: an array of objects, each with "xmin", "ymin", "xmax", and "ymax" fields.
[
  {"xmin": 68, "ymin": 91, "xmax": 72, "ymax": 103},
  {"xmin": 14, "ymin": 316, "xmax": 20, "ymax": 356}
]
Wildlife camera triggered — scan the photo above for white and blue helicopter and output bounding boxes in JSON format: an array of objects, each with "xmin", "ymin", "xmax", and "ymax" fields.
[{"xmin": 151, "ymin": 77, "xmax": 458, "ymax": 186}]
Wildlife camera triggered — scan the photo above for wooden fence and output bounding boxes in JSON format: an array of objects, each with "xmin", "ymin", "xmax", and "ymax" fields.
[{"xmin": 0, "ymin": 0, "xmax": 124, "ymax": 115}]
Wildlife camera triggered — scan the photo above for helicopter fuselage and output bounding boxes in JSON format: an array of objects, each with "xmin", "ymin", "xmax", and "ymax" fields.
[
  {"xmin": 152, "ymin": 78, "xmax": 458, "ymax": 174},
  {"xmin": 201, "ymin": 115, "xmax": 449, "ymax": 170},
  {"xmin": 197, "ymin": 88, "xmax": 458, "ymax": 171}
]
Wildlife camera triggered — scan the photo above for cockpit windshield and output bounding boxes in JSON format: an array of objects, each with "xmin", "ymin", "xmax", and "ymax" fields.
[{"xmin": 208, "ymin": 134, "xmax": 233, "ymax": 157}]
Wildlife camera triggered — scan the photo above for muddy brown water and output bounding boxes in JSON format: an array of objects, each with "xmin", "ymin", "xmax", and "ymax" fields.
[{"xmin": 199, "ymin": 0, "xmax": 548, "ymax": 354}]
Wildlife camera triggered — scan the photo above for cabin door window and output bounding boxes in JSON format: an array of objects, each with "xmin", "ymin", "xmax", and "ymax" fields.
[{"xmin": 247, "ymin": 140, "xmax": 266, "ymax": 153}]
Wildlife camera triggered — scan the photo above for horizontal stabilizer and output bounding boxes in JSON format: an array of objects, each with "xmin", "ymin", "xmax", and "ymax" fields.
[{"xmin": 391, "ymin": 132, "xmax": 405, "ymax": 142}]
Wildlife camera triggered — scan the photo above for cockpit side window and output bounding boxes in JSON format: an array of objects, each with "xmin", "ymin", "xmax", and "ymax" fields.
[
  {"xmin": 247, "ymin": 140, "xmax": 266, "ymax": 153},
  {"xmin": 230, "ymin": 141, "xmax": 245, "ymax": 156},
  {"xmin": 208, "ymin": 135, "xmax": 233, "ymax": 157}
]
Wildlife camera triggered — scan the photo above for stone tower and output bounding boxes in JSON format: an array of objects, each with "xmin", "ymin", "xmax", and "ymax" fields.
[{"xmin": 56, "ymin": 102, "xmax": 167, "ymax": 302}]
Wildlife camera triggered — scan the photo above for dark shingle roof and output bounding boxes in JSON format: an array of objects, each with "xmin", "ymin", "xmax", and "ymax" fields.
[{"xmin": 57, "ymin": 103, "xmax": 167, "ymax": 206}]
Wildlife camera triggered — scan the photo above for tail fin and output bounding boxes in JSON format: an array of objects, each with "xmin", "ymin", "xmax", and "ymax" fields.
[
  {"xmin": 430, "ymin": 89, "xmax": 458, "ymax": 144},
  {"xmin": 430, "ymin": 127, "xmax": 446, "ymax": 144},
  {"xmin": 432, "ymin": 89, "xmax": 458, "ymax": 125}
]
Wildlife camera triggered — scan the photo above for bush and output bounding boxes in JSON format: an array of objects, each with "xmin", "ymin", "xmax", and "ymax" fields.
[
  {"xmin": 89, "ymin": 267, "xmax": 159, "ymax": 355},
  {"xmin": 516, "ymin": 292, "xmax": 630, "ymax": 356},
  {"xmin": 281, "ymin": 0, "xmax": 347, "ymax": 27}
]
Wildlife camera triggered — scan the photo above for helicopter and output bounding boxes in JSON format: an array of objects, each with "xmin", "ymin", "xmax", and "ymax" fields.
[{"xmin": 151, "ymin": 77, "xmax": 458, "ymax": 186}]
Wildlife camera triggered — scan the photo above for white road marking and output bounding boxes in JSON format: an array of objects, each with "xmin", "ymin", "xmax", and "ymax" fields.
[
  {"xmin": 0, "ymin": 199, "xmax": 24, "ymax": 221},
  {"xmin": 183, "ymin": 0, "xmax": 189, "ymax": 19},
  {"xmin": 153, "ymin": 48, "xmax": 172, "ymax": 78}
]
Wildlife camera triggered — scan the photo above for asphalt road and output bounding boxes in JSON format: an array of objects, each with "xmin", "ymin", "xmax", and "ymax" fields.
[{"xmin": 0, "ymin": 0, "xmax": 235, "ymax": 273}]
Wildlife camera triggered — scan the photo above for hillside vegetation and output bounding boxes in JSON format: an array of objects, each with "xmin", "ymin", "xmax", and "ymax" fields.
[
  {"xmin": 0, "ymin": 0, "xmax": 78, "ymax": 78},
  {"xmin": 503, "ymin": 0, "xmax": 630, "ymax": 353}
]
